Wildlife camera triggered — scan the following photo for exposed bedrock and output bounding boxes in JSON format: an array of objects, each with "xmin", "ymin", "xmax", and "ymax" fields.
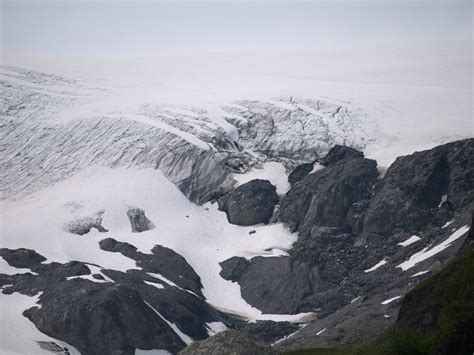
[
  {"xmin": 99, "ymin": 237, "xmax": 203, "ymax": 296},
  {"xmin": 24, "ymin": 284, "xmax": 186, "ymax": 355},
  {"xmin": 221, "ymin": 140, "xmax": 474, "ymax": 331},
  {"xmin": 0, "ymin": 244, "xmax": 225, "ymax": 354},
  {"xmin": 178, "ymin": 329, "xmax": 281, "ymax": 355},
  {"xmin": 220, "ymin": 256, "xmax": 320, "ymax": 314},
  {"xmin": 127, "ymin": 207, "xmax": 155, "ymax": 233},
  {"xmin": 279, "ymin": 150, "xmax": 378, "ymax": 235},
  {"xmin": 287, "ymin": 162, "xmax": 315, "ymax": 185},
  {"xmin": 0, "ymin": 248, "xmax": 46, "ymax": 269},
  {"xmin": 218, "ymin": 179, "xmax": 279, "ymax": 226},
  {"xmin": 320, "ymin": 144, "xmax": 364, "ymax": 166},
  {"xmin": 362, "ymin": 138, "xmax": 474, "ymax": 237}
]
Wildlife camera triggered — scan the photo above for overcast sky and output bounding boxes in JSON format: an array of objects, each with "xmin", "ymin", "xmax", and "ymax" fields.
[{"xmin": 1, "ymin": 0, "xmax": 472, "ymax": 57}]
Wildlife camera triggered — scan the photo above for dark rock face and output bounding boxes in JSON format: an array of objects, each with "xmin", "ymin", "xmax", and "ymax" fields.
[
  {"xmin": 223, "ymin": 140, "xmax": 473, "ymax": 350},
  {"xmin": 219, "ymin": 256, "xmax": 250, "ymax": 282},
  {"xmin": 178, "ymin": 329, "xmax": 281, "ymax": 355},
  {"xmin": 220, "ymin": 256, "xmax": 320, "ymax": 314},
  {"xmin": 321, "ymin": 145, "xmax": 364, "ymax": 166},
  {"xmin": 127, "ymin": 207, "xmax": 155, "ymax": 232},
  {"xmin": 218, "ymin": 179, "xmax": 279, "ymax": 226},
  {"xmin": 0, "ymin": 245, "xmax": 226, "ymax": 354},
  {"xmin": 280, "ymin": 155, "xmax": 378, "ymax": 235},
  {"xmin": 64, "ymin": 211, "xmax": 108, "ymax": 235},
  {"xmin": 0, "ymin": 248, "xmax": 46, "ymax": 269},
  {"xmin": 99, "ymin": 238, "xmax": 203, "ymax": 296},
  {"xmin": 363, "ymin": 138, "xmax": 474, "ymax": 237},
  {"xmin": 24, "ymin": 284, "xmax": 186, "ymax": 355},
  {"xmin": 288, "ymin": 162, "xmax": 314, "ymax": 185}
]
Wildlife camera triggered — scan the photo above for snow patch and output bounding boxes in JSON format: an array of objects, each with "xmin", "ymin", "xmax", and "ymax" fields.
[
  {"xmin": 364, "ymin": 259, "xmax": 387, "ymax": 273},
  {"xmin": 205, "ymin": 322, "xmax": 228, "ymax": 336},
  {"xmin": 411, "ymin": 270, "xmax": 430, "ymax": 277},
  {"xmin": 147, "ymin": 273, "xmax": 182, "ymax": 290},
  {"xmin": 381, "ymin": 296, "xmax": 401, "ymax": 305},
  {"xmin": 441, "ymin": 220, "xmax": 454, "ymax": 228},
  {"xmin": 144, "ymin": 280, "xmax": 165, "ymax": 289},
  {"xmin": 316, "ymin": 328, "xmax": 327, "ymax": 336},
  {"xmin": 438, "ymin": 194, "xmax": 448, "ymax": 208},
  {"xmin": 398, "ymin": 235, "xmax": 421, "ymax": 247},
  {"xmin": 397, "ymin": 225, "xmax": 469, "ymax": 271}
]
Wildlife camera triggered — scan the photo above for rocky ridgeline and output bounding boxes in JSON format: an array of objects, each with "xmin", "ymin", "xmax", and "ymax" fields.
[
  {"xmin": 217, "ymin": 139, "xmax": 473, "ymax": 351},
  {"xmin": 0, "ymin": 242, "xmax": 221, "ymax": 354}
]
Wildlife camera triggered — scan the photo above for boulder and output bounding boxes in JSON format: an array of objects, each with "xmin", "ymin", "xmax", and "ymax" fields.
[
  {"xmin": 64, "ymin": 211, "xmax": 108, "ymax": 235},
  {"xmin": 178, "ymin": 329, "xmax": 280, "ymax": 355},
  {"xmin": 218, "ymin": 179, "xmax": 279, "ymax": 226},
  {"xmin": 127, "ymin": 207, "xmax": 155, "ymax": 233}
]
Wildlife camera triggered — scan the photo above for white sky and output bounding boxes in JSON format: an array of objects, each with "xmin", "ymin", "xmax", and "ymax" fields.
[{"xmin": 1, "ymin": 0, "xmax": 472, "ymax": 57}]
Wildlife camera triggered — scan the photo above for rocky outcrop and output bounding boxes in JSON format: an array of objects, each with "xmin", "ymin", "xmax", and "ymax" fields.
[
  {"xmin": 218, "ymin": 179, "xmax": 279, "ymax": 226},
  {"xmin": 178, "ymin": 329, "xmax": 280, "ymax": 355},
  {"xmin": 127, "ymin": 207, "xmax": 155, "ymax": 233},
  {"xmin": 24, "ymin": 284, "xmax": 186, "ymax": 355},
  {"xmin": 224, "ymin": 140, "xmax": 473, "ymax": 351},
  {"xmin": 99, "ymin": 238, "xmax": 203, "ymax": 296},
  {"xmin": 362, "ymin": 138, "xmax": 474, "ymax": 237},
  {"xmin": 220, "ymin": 256, "xmax": 320, "ymax": 314},
  {"xmin": 280, "ymin": 153, "xmax": 378, "ymax": 235},
  {"xmin": 288, "ymin": 162, "xmax": 314, "ymax": 185},
  {"xmin": 0, "ymin": 248, "xmax": 46, "ymax": 269},
  {"xmin": 320, "ymin": 145, "xmax": 364, "ymax": 166},
  {"xmin": 219, "ymin": 257, "xmax": 250, "ymax": 282},
  {"xmin": 64, "ymin": 211, "xmax": 108, "ymax": 235},
  {"xmin": 0, "ymin": 245, "xmax": 226, "ymax": 354}
]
